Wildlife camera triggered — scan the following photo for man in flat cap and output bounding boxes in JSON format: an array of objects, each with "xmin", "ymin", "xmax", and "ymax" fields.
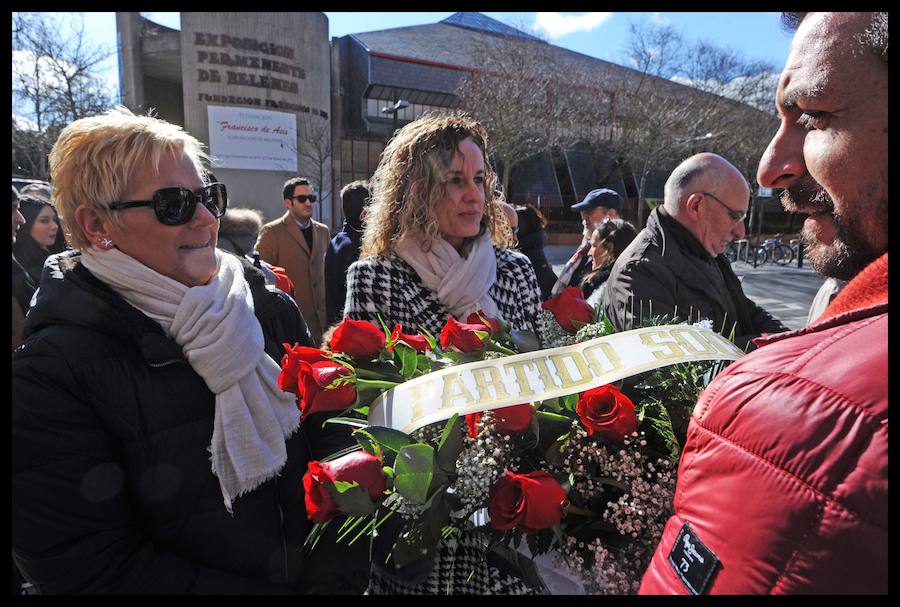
[
  {"xmin": 551, "ymin": 188, "xmax": 623, "ymax": 297},
  {"xmin": 604, "ymin": 153, "xmax": 786, "ymax": 350}
]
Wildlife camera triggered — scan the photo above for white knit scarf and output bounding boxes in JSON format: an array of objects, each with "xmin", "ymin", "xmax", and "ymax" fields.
[
  {"xmin": 80, "ymin": 247, "xmax": 300, "ymax": 513},
  {"xmin": 394, "ymin": 229, "xmax": 500, "ymax": 321}
]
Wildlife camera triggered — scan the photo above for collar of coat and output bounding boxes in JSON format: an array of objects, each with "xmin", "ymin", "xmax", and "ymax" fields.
[
  {"xmin": 753, "ymin": 252, "xmax": 888, "ymax": 349},
  {"xmin": 818, "ymin": 252, "xmax": 888, "ymax": 322}
]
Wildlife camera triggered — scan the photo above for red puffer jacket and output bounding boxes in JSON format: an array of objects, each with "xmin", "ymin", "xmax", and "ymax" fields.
[{"xmin": 640, "ymin": 254, "xmax": 887, "ymax": 594}]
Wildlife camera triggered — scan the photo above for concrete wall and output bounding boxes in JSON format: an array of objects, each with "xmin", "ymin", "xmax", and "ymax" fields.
[{"xmin": 179, "ymin": 13, "xmax": 333, "ymax": 226}]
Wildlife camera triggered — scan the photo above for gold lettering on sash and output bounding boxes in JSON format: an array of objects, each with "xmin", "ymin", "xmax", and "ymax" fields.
[
  {"xmin": 704, "ymin": 331, "xmax": 741, "ymax": 355},
  {"xmin": 532, "ymin": 357, "xmax": 560, "ymax": 391},
  {"xmin": 408, "ymin": 378, "xmax": 439, "ymax": 422},
  {"xmin": 583, "ymin": 342, "xmax": 623, "ymax": 374},
  {"xmin": 473, "ymin": 366, "xmax": 510, "ymax": 401},
  {"xmin": 441, "ymin": 372, "xmax": 477, "ymax": 410},
  {"xmin": 670, "ymin": 327, "xmax": 718, "ymax": 356},
  {"xmin": 503, "ymin": 360, "xmax": 539, "ymax": 398},
  {"xmin": 641, "ymin": 330, "xmax": 685, "ymax": 360},
  {"xmin": 548, "ymin": 352, "xmax": 593, "ymax": 389}
]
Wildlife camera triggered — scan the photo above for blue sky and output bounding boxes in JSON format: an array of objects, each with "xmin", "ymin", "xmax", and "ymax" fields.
[{"xmin": 22, "ymin": 11, "xmax": 794, "ymax": 105}]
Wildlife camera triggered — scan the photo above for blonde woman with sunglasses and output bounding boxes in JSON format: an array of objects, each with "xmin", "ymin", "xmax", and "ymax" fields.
[{"xmin": 11, "ymin": 107, "xmax": 362, "ymax": 594}]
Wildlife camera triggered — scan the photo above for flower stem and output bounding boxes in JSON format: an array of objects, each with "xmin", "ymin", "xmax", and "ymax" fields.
[
  {"xmin": 487, "ymin": 342, "xmax": 517, "ymax": 356},
  {"xmin": 356, "ymin": 379, "xmax": 400, "ymax": 391}
]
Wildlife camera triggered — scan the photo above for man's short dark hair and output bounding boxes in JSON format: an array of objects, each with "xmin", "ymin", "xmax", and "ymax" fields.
[
  {"xmin": 282, "ymin": 177, "xmax": 311, "ymax": 201},
  {"xmin": 782, "ymin": 12, "xmax": 888, "ymax": 65},
  {"xmin": 340, "ymin": 180, "xmax": 370, "ymax": 229}
]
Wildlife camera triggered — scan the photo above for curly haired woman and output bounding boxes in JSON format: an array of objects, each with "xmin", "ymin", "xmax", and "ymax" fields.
[{"xmin": 344, "ymin": 112, "xmax": 545, "ymax": 594}]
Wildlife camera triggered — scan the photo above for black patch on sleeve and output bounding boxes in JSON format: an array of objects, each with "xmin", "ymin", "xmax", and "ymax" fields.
[{"xmin": 667, "ymin": 521, "xmax": 720, "ymax": 594}]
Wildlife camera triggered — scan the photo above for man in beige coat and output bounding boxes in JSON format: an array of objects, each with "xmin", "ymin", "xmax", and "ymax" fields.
[{"xmin": 256, "ymin": 177, "xmax": 330, "ymax": 344}]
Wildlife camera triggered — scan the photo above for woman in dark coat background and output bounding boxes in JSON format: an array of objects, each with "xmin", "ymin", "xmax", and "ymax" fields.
[
  {"xmin": 514, "ymin": 203, "xmax": 557, "ymax": 301},
  {"xmin": 12, "ymin": 194, "xmax": 62, "ymax": 285},
  {"xmin": 579, "ymin": 218, "xmax": 638, "ymax": 307}
]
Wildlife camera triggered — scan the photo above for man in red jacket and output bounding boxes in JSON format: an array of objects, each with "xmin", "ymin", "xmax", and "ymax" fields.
[{"xmin": 639, "ymin": 12, "xmax": 887, "ymax": 594}]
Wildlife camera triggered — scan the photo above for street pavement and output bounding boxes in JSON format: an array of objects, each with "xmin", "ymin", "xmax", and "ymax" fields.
[{"xmin": 544, "ymin": 245, "xmax": 826, "ymax": 331}]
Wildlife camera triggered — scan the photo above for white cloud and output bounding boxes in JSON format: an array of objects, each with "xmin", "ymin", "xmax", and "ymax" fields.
[
  {"xmin": 650, "ymin": 12, "xmax": 671, "ymax": 25},
  {"xmin": 532, "ymin": 12, "xmax": 613, "ymax": 39}
]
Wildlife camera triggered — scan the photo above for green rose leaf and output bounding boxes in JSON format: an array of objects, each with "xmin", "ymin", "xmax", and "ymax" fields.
[
  {"xmin": 394, "ymin": 443, "xmax": 435, "ymax": 504},
  {"xmin": 352, "ymin": 426, "xmax": 416, "ymax": 467},
  {"xmin": 436, "ymin": 414, "xmax": 464, "ymax": 474},
  {"xmin": 353, "ymin": 430, "xmax": 382, "ymax": 460},
  {"xmin": 324, "ymin": 482, "xmax": 377, "ymax": 517},
  {"xmin": 394, "ymin": 341, "xmax": 419, "ymax": 379},
  {"xmin": 560, "ymin": 392, "xmax": 579, "ymax": 413}
]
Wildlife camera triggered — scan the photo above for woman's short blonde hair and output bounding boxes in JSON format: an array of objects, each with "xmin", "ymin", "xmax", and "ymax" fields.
[
  {"xmin": 49, "ymin": 106, "xmax": 210, "ymax": 251},
  {"xmin": 360, "ymin": 111, "xmax": 511, "ymax": 258}
]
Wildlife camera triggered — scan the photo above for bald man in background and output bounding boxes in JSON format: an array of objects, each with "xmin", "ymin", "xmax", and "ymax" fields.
[{"xmin": 604, "ymin": 153, "xmax": 786, "ymax": 350}]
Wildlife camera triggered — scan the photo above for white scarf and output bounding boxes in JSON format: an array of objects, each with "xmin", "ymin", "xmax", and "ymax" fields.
[
  {"xmin": 394, "ymin": 230, "xmax": 500, "ymax": 321},
  {"xmin": 80, "ymin": 247, "xmax": 300, "ymax": 513}
]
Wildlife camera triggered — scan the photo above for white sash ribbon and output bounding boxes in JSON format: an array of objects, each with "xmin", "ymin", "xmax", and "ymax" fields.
[{"xmin": 368, "ymin": 325, "xmax": 743, "ymax": 433}]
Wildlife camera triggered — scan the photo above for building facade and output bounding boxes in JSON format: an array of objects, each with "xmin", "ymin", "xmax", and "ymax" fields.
[{"xmin": 117, "ymin": 12, "xmax": 784, "ymax": 232}]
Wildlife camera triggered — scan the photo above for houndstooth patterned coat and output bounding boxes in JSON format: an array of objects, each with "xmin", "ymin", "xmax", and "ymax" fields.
[
  {"xmin": 344, "ymin": 246, "xmax": 544, "ymax": 340},
  {"xmin": 344, "ymin": 246, "xmax": 547, "ymax": 595}
]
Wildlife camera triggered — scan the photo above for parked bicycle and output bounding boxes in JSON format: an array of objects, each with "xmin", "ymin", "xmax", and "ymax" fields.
[
  {"xmin": 759, "ymin": 233, "xmax": 795, "ymax": 266},
  {"xmin": 724, "ymin": 238, "xmax": 766, "ymax": 266}
]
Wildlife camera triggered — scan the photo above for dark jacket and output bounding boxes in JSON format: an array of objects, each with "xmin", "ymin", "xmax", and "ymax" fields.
[
  {"xmin": 12, "ymin": 256, "xmax": 35, "ymax": 351},
  {"xmin": 640, "ymin": 253, "xmax": 887, "ymax": 594},
  {"xmin": 604, "ymin": 208, "xmax": 787, "ymax": 350},
  {"xmin": 579, "ymin": 258, "xmax": 613, "ymax": 301},
  {"xmin": 515, "ymin": 228, "xmax": 558, "ymax": 301},
  {"xmin": 324, "ymin": 220, "xmax": 363, "ymax": 326},
  {"xmin": 12, "ymin": 252, "xmax": 361, "ymax": 594},
  {"xmin": 12, "ymin": 234, "xmax": 51, "ymax": 286}
]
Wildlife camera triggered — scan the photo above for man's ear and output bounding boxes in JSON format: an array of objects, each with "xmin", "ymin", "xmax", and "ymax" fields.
[
  {"xmin": 684, "ymin": 193, "xmax": 704, "ymax": 220},
  {"xmin": 283, "ymin": 199, "xmax": 292, "ymax": 209},
  {"xmin": 74, "ymin": 204, "xmax": 112, "ymax": 245}
]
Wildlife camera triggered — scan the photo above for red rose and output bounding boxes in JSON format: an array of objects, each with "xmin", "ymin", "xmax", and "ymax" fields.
[
  {"xmin": 466, "ymin": 403, "xmax": 534, "ymax": 438},
  {"xmin": 576, "ymin": 384, "xmax": 637, "ymax": 442},
  {"xmin": 302, "ymin": 450, "xmax": 387, "ymax": 524},
  {"xmin": 541, "ymin": 287, "xmax": 593, "ymax": 333},
  {"xmin": 389, "ymin": 324, "xmax": 431, "ymax": 353},
  {"xmin": 466, "ymin": 311, "xmax": 503, "ymax": 335},
  {"xmin": 440, "ymin": 316, "xmax": 488, "ymax": 352},
  {"xmin": 330, "ymin": 317, "xmax": 386, "ymax": 358},
  {"xmin": 297, "ymin": 361, "xmax": 357, "ymax": 419},
  {"xmin": 279, "ymin": 344, "xmax": 330, "ymax": 395},
  {"xmin": 488, "ymin": 471, "xmax": 567, "ymax": 534}
]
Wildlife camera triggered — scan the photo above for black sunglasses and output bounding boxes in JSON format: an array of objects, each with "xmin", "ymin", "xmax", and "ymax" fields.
[
  {"xmin": 290, "ymin": 194, "xmax": 317, "ymax": 203},
  {"xmin": 109, "ymin": 183, "xmax": 228, "ymax": 226}
]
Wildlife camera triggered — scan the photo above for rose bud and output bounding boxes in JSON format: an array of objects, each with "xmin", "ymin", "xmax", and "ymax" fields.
[
  {"xmin": 576, "ymin": 384, "xmax": 637, "ymax": 442},
  {"xmin": 541, "ymin": 287, "xmax": 593, "ymax": 334},
  {"xmin": 389, "ymin": 323, "xmax": 431, "ymax": 353},
  {"xmin": 297, "ymin": 360, "xmax": 358, "ymax": 419},
  {"xmin": 466, "ymin": 404, "xmax": 534, "ymax": 438},
  {"xmin": 330, "ymin": 317, "xmax": 386, "ymax": 358},
  {"xmin": 440, "ymin": 316, "xmax": 488, "ymax": 352},
  {"xmin": 302, "ymin": 450, "xmax": 387, "ymax": 524},
  {"xmin": 279, "ymin": 344, "xmax": 331, "ymax": 395},
  {"xmin": 466, "ymin": 311, "xmax": 503, "ymax": 335},
  {"xmin": 488, "ymin": 471, "xmax": 567, "ymax": 534}
]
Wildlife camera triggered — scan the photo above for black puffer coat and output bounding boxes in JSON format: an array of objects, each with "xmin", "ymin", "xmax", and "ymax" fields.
[{"xmin": 12, "ymin": 252, "xmax": 361, "ymax": 594}]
